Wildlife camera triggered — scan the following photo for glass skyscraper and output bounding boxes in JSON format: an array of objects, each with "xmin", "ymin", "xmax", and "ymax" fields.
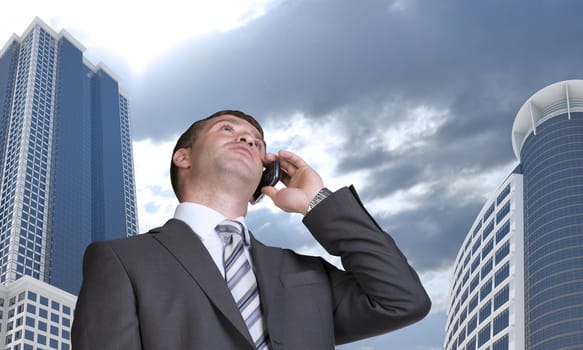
[
  {"xmin": 445, "ymin": 80, "xmax": 583, "ymax": 350},
  {"xmin": 0, "ymin": 18, "xmax": 138, "ymax": 298}
]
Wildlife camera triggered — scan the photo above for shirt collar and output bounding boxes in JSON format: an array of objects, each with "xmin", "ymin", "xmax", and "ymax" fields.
[{"xmin": 173, "ymin": 202, "xmax": 251, "ymax": 245}]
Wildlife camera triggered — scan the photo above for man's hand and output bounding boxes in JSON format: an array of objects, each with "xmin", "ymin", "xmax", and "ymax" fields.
[{"xmin": 261, "ymin": 150, "xmax": 324, "ymax": 215}]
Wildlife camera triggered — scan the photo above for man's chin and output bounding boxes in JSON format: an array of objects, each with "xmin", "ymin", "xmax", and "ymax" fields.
[{"xmin": 219, "ymin": 163, "xmax": 261, "ymax": 187}]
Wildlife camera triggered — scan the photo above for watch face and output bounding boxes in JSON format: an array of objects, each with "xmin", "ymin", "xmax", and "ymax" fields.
[{"xmin": 309, "ymin": 188, "xmax": 332, "ymax": 211}]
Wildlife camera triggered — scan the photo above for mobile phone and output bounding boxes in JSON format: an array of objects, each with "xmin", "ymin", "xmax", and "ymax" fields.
[{"xmin": 252, "ymin": 160, "xmax": 281, "ymax": 202}]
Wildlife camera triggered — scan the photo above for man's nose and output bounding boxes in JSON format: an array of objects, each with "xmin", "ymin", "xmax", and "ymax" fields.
[{"xmin": 238, "ymin": 134, "xmax": 254, "ymax": 147}]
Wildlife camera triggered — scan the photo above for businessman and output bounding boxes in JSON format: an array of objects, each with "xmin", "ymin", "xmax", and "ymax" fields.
[{"xmin": 72, "ymin": 109, "xmax": 431, "ymax": 349}]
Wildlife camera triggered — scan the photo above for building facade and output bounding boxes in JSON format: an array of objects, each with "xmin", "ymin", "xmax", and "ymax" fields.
[
  {"xmin": 513, "ymin": 81, "xmax": 583, "ymax": 349},
  {"xmin": 445, "ymin": 80, "xmax": 583, "ymax": 350},
  {"xmin": 445, "ymin": 168, "xmax": 525, "ymax": 350},
  {"xmin": 0, "ymin": 18, "xmax": 138, "ymax": 298},
  {"xmin": 0, "ymin": 276, "xmax": 75, "ymax": 350}
]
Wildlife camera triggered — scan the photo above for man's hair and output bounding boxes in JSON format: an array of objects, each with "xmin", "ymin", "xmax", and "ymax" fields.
[{"xmin": 170, "ymin": 110, "xmax": 265, "ymax": 201}]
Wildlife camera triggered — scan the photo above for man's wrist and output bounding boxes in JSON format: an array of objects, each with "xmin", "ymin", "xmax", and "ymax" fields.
[{"xmin": 307, "ymin": 187, "xmax": 333, "ymax": 213}]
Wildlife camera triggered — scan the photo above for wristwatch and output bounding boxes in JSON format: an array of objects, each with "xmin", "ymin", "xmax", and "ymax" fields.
[{"xmin": 307, "ymin": 187, "xmax": 333, "ymax": 212}]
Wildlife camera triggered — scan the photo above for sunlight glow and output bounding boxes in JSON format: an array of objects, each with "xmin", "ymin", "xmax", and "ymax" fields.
[{"xmin": 1, "ymin": 0, "xmax": 278, "ymax": 75}]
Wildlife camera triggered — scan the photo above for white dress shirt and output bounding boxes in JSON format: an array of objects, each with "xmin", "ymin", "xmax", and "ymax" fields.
[{"xmin": 173, "ymin": 202, "xmax": 254, "ymax": 278}]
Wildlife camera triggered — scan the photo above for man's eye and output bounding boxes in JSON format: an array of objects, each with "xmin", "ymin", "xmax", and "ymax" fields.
[
  {"xmin": 222, "ymin": 125, "xmax": 233, "ymax": 131},
  {"xmin": 254, "ymin": 141, "xmax": 262, "ymax": 149}
]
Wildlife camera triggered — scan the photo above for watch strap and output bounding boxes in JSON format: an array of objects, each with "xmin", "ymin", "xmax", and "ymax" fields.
[{"xmin": 307, "ymin": 187, "xmax": 333, "ymax": 213}]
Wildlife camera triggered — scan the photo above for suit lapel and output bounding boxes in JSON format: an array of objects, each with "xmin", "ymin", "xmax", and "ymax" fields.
[
  {"xmin": 249, "ymin": 234, "xmax": 283, "ymax": 322},
  {"xmin": 152, "ymin": 219, "xmax": 254, "ymax": 347}
]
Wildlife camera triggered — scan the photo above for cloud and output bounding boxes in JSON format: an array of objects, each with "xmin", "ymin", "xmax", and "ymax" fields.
[
  {"xmin": 130, "ymin": 0, "xmax": 583, "ymax": 155},
  {"xmin": 0, "ymin": 0, "xmax": 283, "ymax": 78},
  {"xmin": 133, "ymin": 139, "xmax": 178, "ymax": 232}
]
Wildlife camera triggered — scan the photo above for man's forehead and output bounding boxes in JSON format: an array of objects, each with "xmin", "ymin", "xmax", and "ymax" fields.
[{"xmin": 208, "ymin": 115, "xmax": 263, "ymax": 138}]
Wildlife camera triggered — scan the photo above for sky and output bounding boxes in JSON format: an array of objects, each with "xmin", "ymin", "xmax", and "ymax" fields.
[{"xmin": 2, "ymin": 0, "xmax": 583, "ymax": 349}]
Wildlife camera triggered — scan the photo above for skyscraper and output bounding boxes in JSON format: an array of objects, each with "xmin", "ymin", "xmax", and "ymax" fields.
[
  {"xmin": 0, "ymin": 18, "xmax": 138, "ymax": 296},
  {"xmin": 444, "ymin": 80, "xmax": 583, "ymax": 350}
]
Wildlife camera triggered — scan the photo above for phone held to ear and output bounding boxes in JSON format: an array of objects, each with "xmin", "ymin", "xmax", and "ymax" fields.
[{"xmin": 253, "ymin": 160, "xmax": 281, "ymax": 203}]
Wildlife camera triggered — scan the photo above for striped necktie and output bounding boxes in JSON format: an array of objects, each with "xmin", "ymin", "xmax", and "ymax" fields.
[{"xmin": 216, "ymin": 220, "xmax": 269, "ymax": 350}]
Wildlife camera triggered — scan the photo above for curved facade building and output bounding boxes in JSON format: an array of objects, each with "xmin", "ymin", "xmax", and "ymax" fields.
[
  {"xmin": 445, "ymin": 171, "xmax": 525, "ymax": 350},
  {"xmin": 514, "ymin": 81, "xmax": 583, "ymax": 349},
  {"xmin": 446, "ymin": 80, "xmax": 583, "ymax": 350}
]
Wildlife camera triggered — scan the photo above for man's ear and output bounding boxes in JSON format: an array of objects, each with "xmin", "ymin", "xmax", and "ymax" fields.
[{"xmin": 172, "ymin": 148, "xmax": 191, "ymax": 169}]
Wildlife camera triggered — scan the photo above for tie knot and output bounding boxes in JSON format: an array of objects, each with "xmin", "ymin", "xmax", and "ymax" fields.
[{"xmin": 215, "ymin": 219, "xmax": 245, "ymax": 244}]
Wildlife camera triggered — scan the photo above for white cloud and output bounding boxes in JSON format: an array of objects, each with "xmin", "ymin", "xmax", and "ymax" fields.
[
  {"xmin": 0, "ymin": 0, "xmax": 285, "ymax": 231},
  {"xmin": 366, "ymin": 161, "xmax": 515, "ymax": 219},
  {"xmin": 132, "ymin": 138, "xmax": 177, "ymax": 232},
  {"xmin": 131, "ymin": 112, "xmax": 361, "ymax": 232},
  {"xmin": 445, "ymin": 161, "xmax": 517, "ymax": 204},
  {"xmin": 0, "ymin": 0, "xmax": 281, "ymax": 75},
  {"xmin": 380, "ymin": 105, "xmax": 448, "ymax": 152},
  {"xmin": 263, "ymin": 113, "xmax": 368, "ymax": 192},
  {"xmin": 419, "ymin": 266, "xmax": 453, "ymax": 314},
  {"xmin": 388, "ymin": 0, "xmax": 415, "ymax": 13},
  {"xmin": 366, "ymin": 182, "xmax": 433, "ymax": 217},
  {"xmin": 295, "ymin": 243, "xmax": 342, "ymax": 269}
]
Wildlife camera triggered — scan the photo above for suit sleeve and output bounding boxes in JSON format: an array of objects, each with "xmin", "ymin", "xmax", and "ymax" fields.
[
  {"xmin": 302, "ymin": 186, "xmax": 431, "ymax": 344},
  {"xmin": 71, "ymin": 241, "xmax": 142, "ymax": 350}
]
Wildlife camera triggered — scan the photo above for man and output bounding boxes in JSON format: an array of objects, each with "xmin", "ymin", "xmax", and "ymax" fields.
[{"xmin": 72, "ymin": 110, "xmax": 431, "ymax": 349}]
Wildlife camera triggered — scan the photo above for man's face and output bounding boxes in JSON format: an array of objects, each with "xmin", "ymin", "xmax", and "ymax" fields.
[{"xmin": 187, "ymin": 114, "xmax": 266, "ymax": 190}]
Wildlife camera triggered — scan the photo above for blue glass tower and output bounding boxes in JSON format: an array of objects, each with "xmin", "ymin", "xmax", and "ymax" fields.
[
  {"xmin": 445, "ymin": 80, "xmax": 583, "ymax": 350},
  {"xmin": 513, "ymin": 80, "xmax": 583, "ymax": 349},
  {"xmin": 0, "ymin": 18, "xmax": 138, "ymax": 295}
]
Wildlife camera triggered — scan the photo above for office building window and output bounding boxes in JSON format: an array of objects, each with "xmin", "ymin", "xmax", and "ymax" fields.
[
  {"xmin": 482, "ymin": 238, "xmax": 494, "ymax": 257},
  {"xmin": 495, "ymin": 241, "xmax": 510, "ymax": 265},
  {"xmin": 477, "ymin": 324, "xmax": 491, "ymax": 347},
  {"xmin": 496, "ymin": 185, "xmax": 511, "ymax": 205},
  {"xmin": 470, "ymin": 275, "xmax": 480, "ymax": 293},
  {"xmin": 494, "ymin": 285, "xmax": 509, "ymax": 310},
  {"xmin": 496, "ymin": 202, "xmax": 511, "ymax": 223},
  {"xmin": 480, "ymin": 278, "xmax": 492, "ymax": 301},
  {"xmin": 469, "ymin": 294, "xmax": 479, "ymax": 311},
  {"xmin": 484, "ymin": 203, "xmax": 495, "ymax": 222},
  {"xmin": 493, "ymin": 308, "xmax": 509, "ymax": 335},
  {"xmin": 479, "ymin": 301, "xmax": 491, "ymax": 323},
  {"xmin": 458, "ymin": 327, "xmax": 466, "ymax": 345},
  {"xmin": 467, "ymin": 315, "xmax": 477, "ymax": 334},
  {"xmin": 495, "ymin": 262, "xmax": 510, "ymax": 287},
  {"xmin": 483, "ymin": 220, "xmax": 495, "ymax": 239},
  {"xmin": 492, "ymin": 334, "xmax": 509, "ymax": 350},
  {"xmin": 481, "ymin": 258, "xmax": 493, "ymax": 278},
  {"xmin": 471, "ymin": 256, "xmax": 481, "ymax": 274},
  {"xmin": 465, "ymin": 336, "xmax": 476, "ymax": 350},
  {"xmin": 495, "ymin": 221, "xmax": 510, "ymax": 244},
  {"xmin": 472, "ymin": 239, "xmax": 481, "ymax": 255}
]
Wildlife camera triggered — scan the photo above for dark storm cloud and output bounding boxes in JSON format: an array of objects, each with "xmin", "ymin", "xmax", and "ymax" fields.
[
  {"xmin": 130, "ymin": 0, "xmax": 447, "ymax": 138},
  {"xmin": 244, "ymin": 174, "xmax": 482, "ymax": 271},
  {"xmin": 133, "ymin": 0, "xmax": 583, "ymax": 132},
  {"xmin": 375, "ymin": 183, "xmax": 484, "ymax": 271},
  {"xmin": 246, "ymin": 207, "xmax": 318, "ymax": 251},
  {"xmin": 132, "ymin": 0, "xmax": 583, "ymax": 174},
  {"xmin": 246, "ymin": 169, "xmax": 484, "ymax": 272},
  {"xmin": 131, "ymin": 0, "xmax": 583, "ymax": 283}
]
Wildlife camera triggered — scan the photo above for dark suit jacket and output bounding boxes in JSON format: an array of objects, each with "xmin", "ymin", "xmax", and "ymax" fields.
[{"xmin": 72, "ymin": 186, "xmax": 431, "ymax": 349}]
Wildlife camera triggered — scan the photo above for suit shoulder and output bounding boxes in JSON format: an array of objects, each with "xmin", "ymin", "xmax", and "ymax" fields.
[
  {"xmin": 87, "ymin": 222, "xmax": 169, "ymax": 251},
  {"xmin": 88, "ymin": 219, "xmax": 189, "ymax": 249}
]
